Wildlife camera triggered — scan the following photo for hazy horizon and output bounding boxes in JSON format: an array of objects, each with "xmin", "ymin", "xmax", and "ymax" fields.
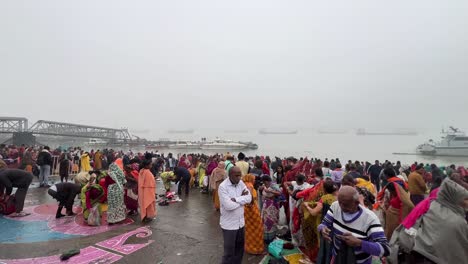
[{"xmin": 1, "ymin": 1, "xmax": 468, "ymax": 133}]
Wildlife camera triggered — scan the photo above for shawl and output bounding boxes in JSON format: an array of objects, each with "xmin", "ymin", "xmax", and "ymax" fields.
[
  {"xmin": 209, "ymin": 163, "xmax": 226, "ymax": 191},
  {"xmin": 414, "ymin": 179, "xmax": 468, "ymax": 263},
  {"xmin": 206, "ymin": 161, "xmax": 218, "ymax": 176},
  {"xmin": 402, "ymin": 187, "xmax": 439, "ymax": 229},
  {"xmin": 296, "ymin": 180, "xmax": 324, "ymax": 202},
  {"xmin": 379, "ymin": 177, "xmax": 414, "ymax": 222}
]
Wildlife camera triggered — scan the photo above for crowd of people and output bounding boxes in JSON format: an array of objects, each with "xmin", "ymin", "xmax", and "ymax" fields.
[{"xmin": 1, "ymin": 144, "xmax": 468, "ymax": 264}]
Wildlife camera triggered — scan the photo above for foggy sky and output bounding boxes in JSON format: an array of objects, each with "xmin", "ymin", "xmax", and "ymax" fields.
[{"xmin": 1, "ymin": 1, "xmax": 468, "ymax": 132}]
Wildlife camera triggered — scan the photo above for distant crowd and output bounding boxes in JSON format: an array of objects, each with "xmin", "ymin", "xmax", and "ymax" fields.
[{"xmin": 1, "ymin": 144, "xmax": 468, "ymax": 264}]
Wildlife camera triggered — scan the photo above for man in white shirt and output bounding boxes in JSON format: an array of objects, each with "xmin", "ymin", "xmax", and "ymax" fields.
[{"xmin": 218, "ymin": 166, "xmax": 252, "ymax": 264}]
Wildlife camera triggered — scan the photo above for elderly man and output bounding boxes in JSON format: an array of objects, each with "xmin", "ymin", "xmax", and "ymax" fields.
[
  {"xmin": 318, "ymin": 186, "xmax": 390, "ymax": 264},
  {"xmin": 218, "ymin": 166, "xmax": 252, "ymax": 264}
]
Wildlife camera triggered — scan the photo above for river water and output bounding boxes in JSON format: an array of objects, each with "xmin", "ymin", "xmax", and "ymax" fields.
[{"xmin": 143, "ymin": 128, "xmax": 468, "ymax": 166}]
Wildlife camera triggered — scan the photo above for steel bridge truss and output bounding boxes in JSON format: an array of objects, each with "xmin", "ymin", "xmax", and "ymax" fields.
[
  {"xmin": 28, "ymin": 120, "xmax": 133, "ymax": 142},
  {"xmin": 0, "ymin": 117, "xmax": 28, "ymax": 133}
]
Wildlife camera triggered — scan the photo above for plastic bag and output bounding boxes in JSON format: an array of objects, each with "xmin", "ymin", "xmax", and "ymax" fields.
[
  {"xmin": 268, "ymin": 239, "xmax": 284, "ymax": 259},
  {"xmin": 87, "ymin": 205, "xmax": 101, "ymax": 226}
]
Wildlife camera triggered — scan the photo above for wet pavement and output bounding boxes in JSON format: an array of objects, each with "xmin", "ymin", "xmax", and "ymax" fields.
[{"xmin": 0, "ymin": 177, "xmax": 264, "ymax": 264}]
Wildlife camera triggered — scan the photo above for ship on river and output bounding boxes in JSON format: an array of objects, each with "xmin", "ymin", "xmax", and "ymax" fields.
[
  {"xmin": 416, "ymin": 127, "xmax": 468, "ymax": 156},
  {"xmin": 356, "ymin": 128, "xmax": 418, "ymax": 136},
  {"xmin": 259, "ymin": 129, "xmax": 298, "ymax": 135},
  {"xmin": 145, "ymin": 138, "xmax": 258, "ymax": 151}
]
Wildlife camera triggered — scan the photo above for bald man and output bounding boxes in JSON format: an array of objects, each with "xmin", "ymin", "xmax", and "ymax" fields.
[
  {"xmin": 318, "ymin": 186, "xmax": 390, "ymax": 264},
  {"xmin": 218, "ymin": 166, "xmax": 252, "ymax": 264}
]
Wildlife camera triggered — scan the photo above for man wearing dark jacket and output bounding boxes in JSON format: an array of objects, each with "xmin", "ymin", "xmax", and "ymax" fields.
[
  {"xmin": 48, "ymin": 182, "xmax": 82, "ymax": 218},
  {"xmin": 174, "ymin": 166, "xmax": 191, "ymax": 195},
  {"xmin": 0, "ymin": 169, "xmax": 33, "ymax": 217},
  {"xmin": 367, "ymin": 160, "xmax": 382, "ymax": 191},
  {"xmin": 37, "ymin": 146, "xmax": 53, "ymax": 187}
]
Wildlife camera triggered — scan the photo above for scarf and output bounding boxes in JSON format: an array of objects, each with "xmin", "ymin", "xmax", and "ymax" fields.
[{"xmin": 209, "ymin": 162, "xmax": 226, "ymax": 190}]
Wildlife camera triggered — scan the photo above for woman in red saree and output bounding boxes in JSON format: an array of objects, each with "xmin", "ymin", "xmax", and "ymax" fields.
[
  {"xmin": 295, "ymin": 168, "xmax": 325, "ymax": 261},
  {"xmin": 376, "ymin": 167, "xmax": 413, "ymax": 239},
  {"xmin": 138, "ymin": 160, "xmax": 156, "ymax": 222}
]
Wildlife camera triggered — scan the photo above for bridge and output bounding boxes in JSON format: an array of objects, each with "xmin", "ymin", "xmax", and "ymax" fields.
[{"xmin": 0, "ymin": 117, "xmax": 142, "ymax": 145}]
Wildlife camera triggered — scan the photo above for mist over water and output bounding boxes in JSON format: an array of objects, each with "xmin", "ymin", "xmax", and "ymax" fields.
[{"xmin": 140, "ymin": 128, "xmax": 468, "ymax": 166}]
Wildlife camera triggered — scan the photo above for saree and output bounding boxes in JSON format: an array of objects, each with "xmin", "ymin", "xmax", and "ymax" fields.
[
  {"xmin": 316, "ymin": 194, "xmax": 336, "ymax": 264},
  {"xmin": 197, "ymin": 163, "xmax": 207, "ymax": 187},
  {"xmin": 296, "ymin": 180, "xmax": 325, "ymax": 260},
  {"xmin": 210, "ymin": 163, "xmax": 225, "ymax": 210},
  {"xmin": 262, "ymin": 184, "xmax": 281, "ymax": 244},
  {"xmin": 289, "ymin": 182, "xmax": 310, "ymax": 247},
  {"xmin": 160, "ymin": 171, "xmax": 176, "ymax": 192},
  {"xmin": 124, "ymin": 170, "xmax": 139, "ymax": 212},
  {"xmin": 94, "ymin": 151, "xmax": 102, "ymax": 170},
  {"xmin": 379, "ymin": 178, "xmax": 414, "ymax": 239},
  {"xmin": 81, "ymin": 184, "xmax": 104, "ymax": 220},
  {"xmin": 242, "ymin": 174, "xmax": 265, "ymax": 254},
  {"xmin": 80, "ymin": 154, "xmax": 91, "ymax": 172},
  {"xmin": 138, "ymin": 168, "xmax": 156, "ymax": 220},
  {"xmin": 107, "ymin": 163, "xmax": 127, "ymax": 224}
]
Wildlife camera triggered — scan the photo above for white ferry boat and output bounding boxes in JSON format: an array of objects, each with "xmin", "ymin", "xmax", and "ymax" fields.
[
  {"xmin": 416, "ymin": 127, "xmax": 468, "ymax": 156},
  {"xmin": 200, "ymin": 138, "xmax": 257, "ymax": 150}
]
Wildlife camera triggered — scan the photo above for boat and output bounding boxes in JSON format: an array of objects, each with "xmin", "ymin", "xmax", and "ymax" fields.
[
  {"xmin": 201, "ymin": 138, "xmax": 258, "ymax": 150},
  {"xmin": 317, "ymin": 129, "xmax": 348, "ymax": 134},
  {"xmin": 416, "ymin": 127, "xmax": 468, "ymax": 156},
  {"xmin": 168, "ymin": 140, "xmax": 201, "ymax": 150},
  {"xmin": 144, "ymin": 138, "xmax": 258, "ymax": 151},
  {"xmin": 224, "ymin": 130, "xmax": 249, "ymax": 133},
  {"xmin": 86, "ymin": 138, "xmax": 108, "ymax": 146},
  {"xmin": 259, "ymin": 129, "xmax": 298, "ymax": 135},
  {"xmin": 167, "ymin": 129, "xmax": 194, "ymax": 134},
  {"xmin": 356, "ymin": 128, "xmax": 418, "ymax": 136}
]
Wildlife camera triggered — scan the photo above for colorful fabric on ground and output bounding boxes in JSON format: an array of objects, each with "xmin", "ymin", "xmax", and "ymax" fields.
[
  {"xmin": 242, "ymin": 174, "xmax": 264, "ymax": 254},
  {"xmin": 107, "ymin": 164, "xmax": 127, "ymax": 224},
  {"xmin": 138, "ymin": 168, "xmax": 156, "ymax": 220}
]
